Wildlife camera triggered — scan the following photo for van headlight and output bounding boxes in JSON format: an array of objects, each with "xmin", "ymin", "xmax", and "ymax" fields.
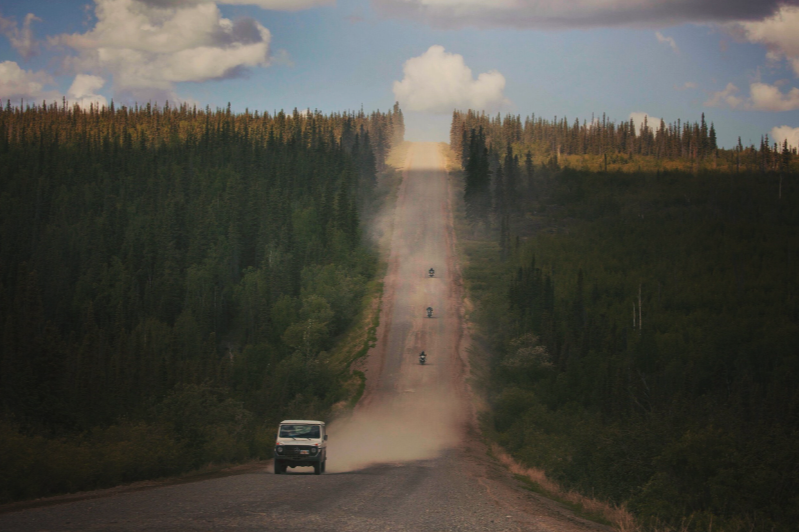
[
  {"xmin": 276, "ymin": 446, "xmax": 283, "ymax": 454},
  {"xmin": 310, "ymin": 448, "xmax": 318, "ymax": 455}
]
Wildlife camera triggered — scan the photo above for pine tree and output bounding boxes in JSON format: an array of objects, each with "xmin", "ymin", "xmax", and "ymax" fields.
[
  {"xmin": 700, "ymin": 112, "xmax": 708, "ymax": 157},
  {"xmin": 782, "ymin": 139, "xmax": 792, "ymax": 172},
  {"xmin": 737, "ymin": 136, "xmax": 743, "ymax": 172},
  {"xmin": 709, "ymin": 123, "xmax": 718, "ymax": 153},
  {"xmin": 503, "ymin": 146, "xmax": 518, "ymax": 212},
  {"xmin": 499, "ymin": 213, "xmax": 511, "ymax": 261},
  {"xmin": 464, "ymin": 128, "xmax": 491, "ymax": 222},
  {"xmin": 494, "ymin": 161, "xmax": 506, "ymax": 216}
]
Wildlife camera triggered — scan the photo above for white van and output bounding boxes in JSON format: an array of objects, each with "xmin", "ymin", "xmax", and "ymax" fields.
[{"xmin": 274, "ymin": 420, "xmax": 327, "ymax": 475}]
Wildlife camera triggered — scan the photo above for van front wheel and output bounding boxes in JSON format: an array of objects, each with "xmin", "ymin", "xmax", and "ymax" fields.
[
  {"xmin": 274, "ymin": 460, "xmax": 285, "ymax": 474},
  {"xmin": 313, "ymin": 461, "xmax": 321, "ymax": 475}
]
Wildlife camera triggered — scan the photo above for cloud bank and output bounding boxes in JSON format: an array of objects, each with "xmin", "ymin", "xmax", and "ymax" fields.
[
  {"xmin": 373, "ymin": 0, "xmax": 798, "ymax": 29},
  {"xmin": 67, "ymin": 74, "xmax": 109, "ymax": 109},
  {"xmin": 52, "ymin": 0, "xmax": 277, "ymax": 102},
  {"xmin": 771, "ymin": 125, "xmax": 799, "ymax": 149},
  {"xmin": 138, "ymin": 0, "xmax": 333, "ymax": 10},
  {"xmin": 706, "ymin": 82, "xmax": 799, "ymax": 111},
  {"xmin": 0, "ymin": 61, "xmax": 57, "ymax": 102},
  {"xmin": 734, "ymin": 5, "xmax": 799, "ymax": 77},
  {"xmin": 629, "ymin": 112, "xmax": 664, "ymax": 134},
  {"xmin": 0, "ymin": 12, "xmax": 40, "ymax": 58},
  {"xmin": 393, "ymin": 45, "xmax": 509, "ymax": 114},
  {"xmin": 0, "ymin": 61, "xmax": 111, "ymax": 110},
  {"xmin": 714, "ymin": 5, "xmax": 799, "ymax": 110}
]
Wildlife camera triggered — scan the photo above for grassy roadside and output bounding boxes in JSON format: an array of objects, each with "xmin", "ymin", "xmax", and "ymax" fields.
[
  {"xmin": 488, "ymin": 441, "xmax": 632, "ymax": 530},
  {"xmin": 325, "ymin": 277, "xmax": 384, "ymax": 414},
  {"xmin": 511, "ymin": 471, "xmax": 614, "ymax": 527}
]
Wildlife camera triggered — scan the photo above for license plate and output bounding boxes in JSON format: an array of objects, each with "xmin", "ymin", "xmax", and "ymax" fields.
[{"xmin": 300, "ymin": 450, "xmax": 309, "ymax": 455}]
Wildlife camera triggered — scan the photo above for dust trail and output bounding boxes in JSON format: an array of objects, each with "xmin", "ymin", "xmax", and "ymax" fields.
[
  {"xmin": 326, "ymin": 142, "xmax": 467, "ymax": 473},
  {"xmin": 362, "ymin": 142, "xmax": 412, "ymax": 251},
  {"xmin": 325, "ymin": 390, "xmax": 465, "ymax": 473}
]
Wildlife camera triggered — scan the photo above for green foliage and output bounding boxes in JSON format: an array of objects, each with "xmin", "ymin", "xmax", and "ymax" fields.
[
  {"xmin": 450, "ymin": 110, "xmax": 798, "ymax": 174},
  {"xmin": 154, "ymin": 384, "xmax": 252, "ymax": 466},
  {"xmin": 348, "ymin": 370, "xmax": 367, "ymax": 409},
  {"xmin": 463, "ymin": 127, "xmax": 492, "ymax": 222},
  {"xmin": 0, "ymin": 101, "xmax": 403, "ymax": 501},
  {"xmin": 0, "ymin": 384, "xmax": 279, "ymax": 503},
  {"xmin": 459, "ymin": 140, "xmax": 799, "ymax": 531}
]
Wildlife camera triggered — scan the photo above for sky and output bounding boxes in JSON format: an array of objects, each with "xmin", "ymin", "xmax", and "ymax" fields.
[{"xmin": 1, "ymin": 0, "xmax": 799, "ymax": 148}]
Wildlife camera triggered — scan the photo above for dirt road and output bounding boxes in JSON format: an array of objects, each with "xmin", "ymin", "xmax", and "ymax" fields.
[{"xmin": 0, "ymin": 143, "xmax": 607, "ymax": 532}]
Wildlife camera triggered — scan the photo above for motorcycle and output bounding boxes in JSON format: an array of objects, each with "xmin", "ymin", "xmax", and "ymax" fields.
[
  {"xmin": 419, "ymin": 352, "xmax": 427, "ymax": 365},
  {"xmin": 428, "ymin": 268, "xmax": 435, "ymax": 278},
  {"xmin": 426, "ymin": 307, "xmax": 433, "ymax": 318}
]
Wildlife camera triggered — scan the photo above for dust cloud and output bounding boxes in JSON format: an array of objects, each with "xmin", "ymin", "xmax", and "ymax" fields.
[
  {"xmin": 324, "ymin": 143, "xmax": 467, "ymax": 474},
  {"xmin": 325, "ymin": 389, "xmax": 466, "ymax": 473},
  {"xmin": 364, "ymin": 196, "xmax": 397, "ymax": 252},
  {"xmin": 362, "ymin": 143, "xmax": 410, "ymax": 251}
]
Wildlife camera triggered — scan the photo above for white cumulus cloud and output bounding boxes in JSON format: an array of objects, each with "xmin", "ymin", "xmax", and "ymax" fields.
[
  {"xmin": 706, "ymin": 81, "xmax": 799, "ymax": 111},
  {"xmin": 373, "ymin": 0, "xmax": 795, "ymax": 29},
  {"xmin": 705, "ymin": 82, "xmax": 745, "ymax": 108},
  {"xmin": 393, "ymin": 45, "xmax": 509, "ymax": 114},
  {"xmin": 771, "ymin": 125, "xmax": 799, "ymax": 149},
  {"xmin": 138, "ymin": 0, "xmax": 333, "ymax": 10},
  {"xmin": 0, "ymin": 60, "xmax": 58, "ymax": 102},
  {"xmin": 0, "ymin": 12, "xmax": 40, "ymax": 58},
  {"xmin": 629, "ymin": 112, "xmax": 664, "ymax": 134},
  {"xmin": 734, "ymin": 5, "xmax": 799, "ymax": 77},
  {"xmin": 219, "ymin": 0, "xmax": 333, "ymax": 9},
  {"xmin": 67, "ymin": 74, "xmax": 109, "ymax": 109},
  {"xmin": 749, "ymin": 82, "xmax": 799, "ymax": 110},
  {"xmin": 53, "ymin": 0, "xmax": 273, "ymax": 102}
]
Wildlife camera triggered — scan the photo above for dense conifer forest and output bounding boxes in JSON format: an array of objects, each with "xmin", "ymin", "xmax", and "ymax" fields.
[
  {"xmin": 451, "ymin": 110, "xmax": 796, "ymax": 177},
  {"xmin": 0, "ymin": 100, "xmax": 404, "ymax": 501},
  {"xmin": 452, "ymin": 110, "xmax": 798, "ymax": 531}
]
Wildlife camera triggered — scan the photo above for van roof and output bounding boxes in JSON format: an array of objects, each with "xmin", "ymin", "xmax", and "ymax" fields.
[{"xmin": 279, "ymin": 420, "xmax": 325, "ymax": 425}]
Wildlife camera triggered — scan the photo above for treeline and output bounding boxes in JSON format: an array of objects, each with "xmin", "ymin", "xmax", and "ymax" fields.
[
  {"xmin": 451, "ymin": 109, "xmax": 796, "ymax": 173},
  {"xmin": 0, "ymin": 101, "xmax": 404, "ymax": 500},
  {"xmin": 453, "ymin": 110, "xmax": 799, "ymax": 531}
]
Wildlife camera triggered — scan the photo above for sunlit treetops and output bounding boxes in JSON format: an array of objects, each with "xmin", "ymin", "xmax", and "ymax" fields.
[
  {"xmin": 450, "ymin": 109, "xmax": 795, "ymax": 172},
  {"xmin": 1, "ymin": 99, "xmax": 405, "ymax": 160}
]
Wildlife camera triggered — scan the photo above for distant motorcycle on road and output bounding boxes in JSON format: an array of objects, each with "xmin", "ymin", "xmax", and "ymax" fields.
[
  {"xmin": 426, "ymin": 307, "xmax": 433, "ymax": 318},
  {"xmin": 419, "ymin": 351, "xmax": 427, "ymax": 365},
  {"xmin": 428, "ymin": 268, "xmax": 435, "ymax": 277}
]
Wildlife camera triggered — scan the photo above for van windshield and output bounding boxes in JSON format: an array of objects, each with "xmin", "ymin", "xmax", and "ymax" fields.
[{"xmin": 279, "ymin": 424, "xmax": 320, "ymax": 439}]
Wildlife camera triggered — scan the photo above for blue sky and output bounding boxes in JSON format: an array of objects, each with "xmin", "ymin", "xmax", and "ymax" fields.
[{"xmin": 2, "ymin": 0, "xmax": 798, "ymax": 148}]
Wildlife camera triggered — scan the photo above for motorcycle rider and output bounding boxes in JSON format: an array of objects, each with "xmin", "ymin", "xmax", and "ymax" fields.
[
  {"xmin": 419, "ymin": 351, "xmax": 426, "ymax": 364},
  {"xmin": 426, "ymin": 306, "xmax": 433, "ymax": 318},
  {"xmin": 428, "ymin": 268, "xmax": 435, "ymax": 277}
]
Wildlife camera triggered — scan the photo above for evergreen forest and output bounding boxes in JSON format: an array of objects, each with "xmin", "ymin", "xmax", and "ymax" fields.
[
  {"xmin": 0, "ymin": 100, "xmax": 404, "ymax": 501},
  {"xmin": 451, "ymin": 110, "xmax": 798, "ymax": 532}
]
